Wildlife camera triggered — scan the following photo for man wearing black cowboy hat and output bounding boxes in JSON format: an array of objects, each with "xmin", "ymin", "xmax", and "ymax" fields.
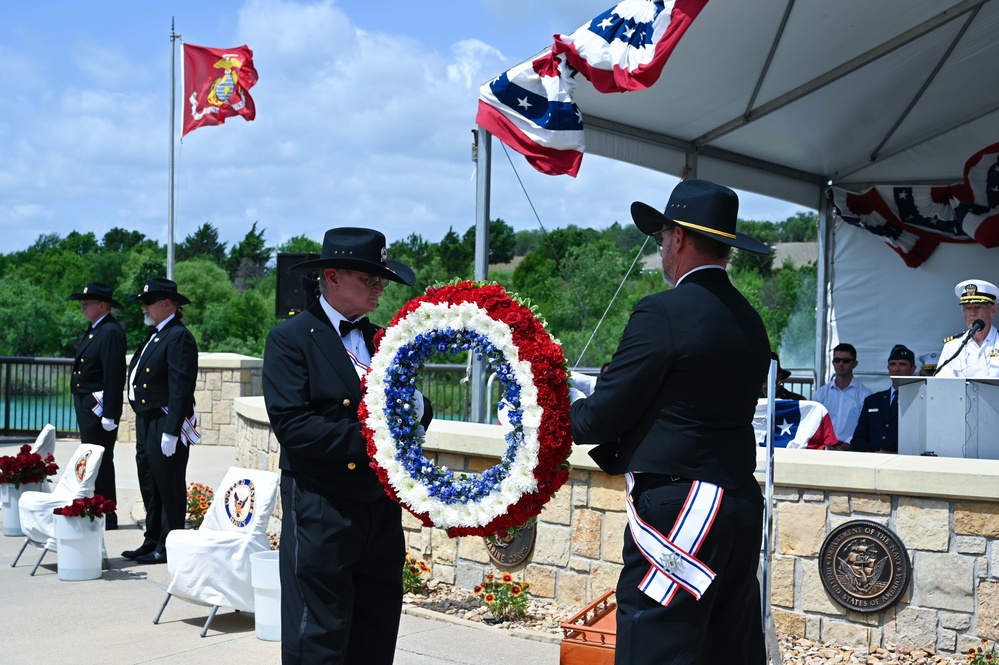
[
  {"xmin": 569, "ymin": 180, "xmax": 770, "ymax": 665},
  {"xmin": 263, "ymin": 227, "xmax": 433, "ymax": 664},
  {"xmin": 121, "ymin": 278, "xmax": 199, "ymax": 564},
  {"xmin": 69, "ymin": 282, "xmax": 126, "ymax": 529}
]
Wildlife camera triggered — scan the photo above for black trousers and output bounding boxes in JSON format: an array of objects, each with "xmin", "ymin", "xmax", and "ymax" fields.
[
  {"xmin": 280, "ymin": 474, "xmax": 405, "ymax": 665},
  {"xmin": 74, "ymin": 396, "xmax": 119, "ymax": 521},
  {"xmin": 615, "ymin": 478, "xmax": 766, "ymax": 665},
  {"xmin": 134, "ymin": 412, "xmax": 189, "ymax": 553}
]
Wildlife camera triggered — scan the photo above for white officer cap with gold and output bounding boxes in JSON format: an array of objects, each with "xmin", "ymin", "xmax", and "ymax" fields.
[{"xmin": 954, "ymin": 279, "xmax": 998, "ymax": 305}]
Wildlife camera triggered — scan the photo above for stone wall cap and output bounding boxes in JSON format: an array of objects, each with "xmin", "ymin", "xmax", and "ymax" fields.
[{"xmin": 197, "ymin": 352, "xmax": 263, "ymax": 369}]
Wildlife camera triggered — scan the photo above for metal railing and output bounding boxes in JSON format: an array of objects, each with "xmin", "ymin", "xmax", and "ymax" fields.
[{"xmin": 0, "ymin": 357, "xmax": 78, "ymax": 436}]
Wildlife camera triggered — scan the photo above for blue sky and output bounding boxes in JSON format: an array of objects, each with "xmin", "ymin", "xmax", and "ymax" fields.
[{"xmin": 0, "ymin": 0, "xmax": 809, "ymax": 256}]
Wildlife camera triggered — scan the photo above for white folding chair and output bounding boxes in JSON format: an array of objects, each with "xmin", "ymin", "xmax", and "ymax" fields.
[
  {"xmin": 12, "ymin": 444, "xmax": 105, "ymax": 574},
  {"xmin": 153, "ymin": 466, "xmax": 280, "ymax": 637},
  {"xmin": 28, "ymin": 424, "xmax": 57, "ymax": 494}
]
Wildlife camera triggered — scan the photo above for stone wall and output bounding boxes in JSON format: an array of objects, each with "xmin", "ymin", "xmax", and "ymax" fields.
[
  {"xmin": 233, "ymin": 397, "xmax": 999, "ymax": 655},
  {"xmin": 117, "ymin": 353, "xmax": 262, "ymax": 446}
]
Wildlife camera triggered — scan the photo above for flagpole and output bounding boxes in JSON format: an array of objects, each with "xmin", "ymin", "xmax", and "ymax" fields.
[{"xmin": 167, "ymin": 18, "xmax": 180, "ymax": 279}]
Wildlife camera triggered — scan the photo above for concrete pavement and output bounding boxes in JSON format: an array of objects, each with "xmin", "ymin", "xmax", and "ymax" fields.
[{"xmin": 0, "ymin": 438, "xmax": 560, "ymax": 665}]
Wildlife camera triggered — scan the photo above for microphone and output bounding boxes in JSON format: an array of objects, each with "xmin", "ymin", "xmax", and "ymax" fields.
[{"xmin": 934, "ymin": 319, "xmax": 987, "ymax": 375}]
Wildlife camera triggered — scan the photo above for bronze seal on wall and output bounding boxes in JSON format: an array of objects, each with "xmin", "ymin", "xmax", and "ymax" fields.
[
  {"xmin": 819, "ymin": 520, "xmax": 911, "ymax": 613},
  {"xmin": 484, "ymin": 523, "xmax": 536, "ymax": 568}
]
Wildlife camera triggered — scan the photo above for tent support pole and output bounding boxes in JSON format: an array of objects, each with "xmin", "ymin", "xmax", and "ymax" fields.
[{"xmin": 471, "ymin": 127, "xmax": 492, "ymax": 423}]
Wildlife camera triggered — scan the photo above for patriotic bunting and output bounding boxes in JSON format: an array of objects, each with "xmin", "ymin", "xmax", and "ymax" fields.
[
  {"xmin": 753, "ymin": 399, "xmax": 837, "ymax": 450},
  {"xmin": 477, "ymin": 0, "xmax": 708, "ymax": 176},
  {"xmin": 828, "ymin": 141, "xmax": 999, "ymax": 267},
  {"xmin": 553, "ymin": 0, "xmax": 708, "ymax": 93}
]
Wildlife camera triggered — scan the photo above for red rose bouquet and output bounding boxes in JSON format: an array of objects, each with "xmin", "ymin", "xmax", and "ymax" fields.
[
  {"xmin": 53, "ymin": 494, "xmax": 116, "ymax": 522},
  {"xmin": 0, "ymin": 444, "xmax": 58, "ymax": 489}
]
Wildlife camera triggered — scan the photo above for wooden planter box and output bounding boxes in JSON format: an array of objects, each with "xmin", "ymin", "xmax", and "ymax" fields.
[{"xmin": 559, "ymin": 589, "xmax": 617, "ymax": 665}]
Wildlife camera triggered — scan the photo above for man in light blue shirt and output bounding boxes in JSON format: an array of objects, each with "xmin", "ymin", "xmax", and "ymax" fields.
[{"xmin": 813, "ymin": 342, "xmax": 872, "ymax": 444}]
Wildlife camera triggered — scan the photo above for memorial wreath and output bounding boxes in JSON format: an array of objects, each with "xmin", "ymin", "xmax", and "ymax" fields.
[{"xmin": 359, "ymin": 281, "xmax": 573, "ymax": 538}]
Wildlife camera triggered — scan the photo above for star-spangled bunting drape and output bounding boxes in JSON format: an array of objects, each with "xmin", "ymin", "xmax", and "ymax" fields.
[
  {"xmin": 183, "ymin": 43, "xmax": 258, "ymax": 136},
  {"xmin": 753, "ymin": 400, "xmax": 837, "ymax": 450},
  {"xmin": 476, "ymin": 0, "xmax": 708, "ymax": 177},
  {"xmin": 827, "ymin": 141, "xmax": 999, "ymax": 267}
]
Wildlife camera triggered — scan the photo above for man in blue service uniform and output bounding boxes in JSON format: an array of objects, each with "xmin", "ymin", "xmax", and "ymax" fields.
[
  {"xmin": 850, "ymin": 344, "xmax": 917, "ymax": 453},
  {"xmin": 121, "ymin": 278, "xmax": 199, "ymax": 564},
  {"xmin": 263, "ymin": 227, "xmax": 433, "ymax": 665},
  {"xmin": 569, "ymin": 180, "xmax": 771, "ymax": 665},
  {"xmin": 69, "ymin": 282, "xmax": 126, "ymax": 529}
]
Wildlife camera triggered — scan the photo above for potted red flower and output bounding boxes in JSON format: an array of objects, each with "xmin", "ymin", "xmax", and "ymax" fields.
[
  {"xmin": 52, "ymin": 494, "xmax": 115, "ymax": 581},
  {"xmin": 1, "ymin": 445, "xmax": 59, "ymax": 536}
]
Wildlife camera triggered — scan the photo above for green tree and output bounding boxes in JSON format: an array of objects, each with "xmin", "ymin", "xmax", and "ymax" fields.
[
  {"xmin": 730, "ymin": 220, "xmax": 777, "ymax": 275},
  {"xmin": 433, "ymin": 227, "xmax": 473, "ymax": 279},
  {"xmin": 275, "ymin": 235, "xmax": 322, "ymax": 254},
  {"xmin": 0, "ymin": 276, "xmax": 61, "ymax": 355},
  {"xmin": 227, "ymin": 222, "xmax": 271, "ymax": 288},
  {"xmin": 461, "ymin": 218, "xmax": 517, "ymax": 265},
  {"xmin": 103, "ymin": 228, "xmax": 154, "ymax": 254},
  {"xmin": 776, "ymin": 211, "xmax": 819, "ymax": 242},
  {"xmin": 200, "ymin": 289, "xmax": 273, "ymax": 356},
  {"xmin": 172, "ymin": 259, "xmax": 235, "ymax": 328},
  {"xmin": 177, "ymin": 223, "xmax": 227, "ymax": 267}
]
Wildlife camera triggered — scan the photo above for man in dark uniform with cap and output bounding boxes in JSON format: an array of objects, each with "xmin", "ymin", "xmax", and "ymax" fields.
[
  {"xmin": 569, "ymin": 180, "xmax": 770, "ymax": 665},
  {"xmin": 263, "ymin": 227, "xmax": 433, "ymax": 665},
  {"xmin": 849, "ymin": 344, "xmax": 917, "ymax": 453},
  {"xmin": 121, "ymin": 278, "xmax": 199, "ymax": 564},
  {"xmin": 69, "ymin": 282, "xmax": 126, "ymax": 529}
]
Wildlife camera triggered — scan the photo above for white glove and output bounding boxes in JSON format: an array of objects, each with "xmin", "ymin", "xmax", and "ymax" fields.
[
  {"xmin": 569, "ymin": 387, "xmax": 588, "ymax": 404},
  {"xmin": 101, "ymin": 417, "xmax": 118, "ymax": 432},
  {"xmin": 413, "ymin": 389, "xmax": 426, "ymax": 423},
  {"xmin": 570, "ymin": 371, "xmax": 598, "ymax": 398},
  {"xmin": 161, "ymin": 433, "xmax": 179, "ymax": 457}
]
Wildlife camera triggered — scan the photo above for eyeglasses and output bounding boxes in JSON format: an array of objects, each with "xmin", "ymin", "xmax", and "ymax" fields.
[
  {"xmin": 79, "ymin": 301, "xmax": 100, "ymax": 308},
  {"xmin": 652, "ymin": 226, "xmax": 675, "ymax": 247},
  {"xmin": 832, "ymin": 357, "xmax": 854, "ymax": 364},
  {"xmin": 352, "ymin": 272, "xmax": 387, "ymax": 289}
]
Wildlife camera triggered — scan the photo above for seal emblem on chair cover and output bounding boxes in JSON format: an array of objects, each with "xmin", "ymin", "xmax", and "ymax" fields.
[
  {"xmin": 75, "ymin": 451, "xmax": 91, "ymax": 482},
  {"xmin": 224, "ymin": 478, "xmax": 255, "ymax": 528}
]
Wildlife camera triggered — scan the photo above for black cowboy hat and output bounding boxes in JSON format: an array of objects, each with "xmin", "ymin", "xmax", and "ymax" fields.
[
  {"xmin": 771, "ymin": 352, "xmax": 792, "ymax": 382},
  {"xmin": 631, "ymin": 179, "xmax": 771, "ymax": 255},
  {"xmin": 127, "ymin": 278, "xmax": 191, "ymax": 306},
  {"xmin": 289, "ymin": 227, "xmax": 415, "ymax": 286},
  {"xmin": 69, "ymin": 282, "xmax": 123, "ymax": 309}
]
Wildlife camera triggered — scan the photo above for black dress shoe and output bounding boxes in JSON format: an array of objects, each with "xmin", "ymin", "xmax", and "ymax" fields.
[
  {"xmin": 105, "ymin": 513, "xmax": 118, "ymax": 530},
  {"xmin": 122, "ymin": 542, "xmax": 156, "ymax": 560},
  {"xmin": 135, "ymin": 551, "xmax": 167, "ymax": 564}
]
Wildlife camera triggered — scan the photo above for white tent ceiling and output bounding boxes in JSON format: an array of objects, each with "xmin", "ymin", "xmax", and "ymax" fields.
[
  {"xmin": 477, "ymin": 0, "xmax": 999, "ymax": 386},
  {"xmin": 571, "ymin": 0, "xmax": 999, "ymax": 208}
]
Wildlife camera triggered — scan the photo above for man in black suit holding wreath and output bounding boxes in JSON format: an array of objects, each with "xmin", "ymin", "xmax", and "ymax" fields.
[
  {"xmin": 569, "ymin": 179, "xmax": 771, "ymax": 665},
  {"xmin": 263, "ymin": 227, "xmax": 433, "ymax": 665}
]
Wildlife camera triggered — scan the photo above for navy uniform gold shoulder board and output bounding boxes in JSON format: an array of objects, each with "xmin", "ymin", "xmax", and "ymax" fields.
[{"xmin": 943, "ymin": 331, "xmax": 964, "ymax": 343}]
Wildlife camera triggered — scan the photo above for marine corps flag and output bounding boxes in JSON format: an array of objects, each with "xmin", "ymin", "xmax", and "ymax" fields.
[{"xmin": 182, "ymin": 43, "xmax": 258, "ymax": 136}]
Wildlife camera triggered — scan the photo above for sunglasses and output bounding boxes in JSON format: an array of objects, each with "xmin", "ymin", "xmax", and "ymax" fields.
[
  {"xmin": 353, "ymin": 273, "xmax": 387, "ymax": 289},
  {"xmin": 832, "ymin": 357, "xmax": 854, "ymax": 364},
  {"xmin": 652, "ymin": 226, "xmax": 675, "ymax": 247}
]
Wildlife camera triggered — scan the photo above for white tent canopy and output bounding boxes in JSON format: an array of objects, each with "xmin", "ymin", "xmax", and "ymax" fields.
[{"xmin": 476, "ymin": 0, "xmax": 999, "ymax": 390}]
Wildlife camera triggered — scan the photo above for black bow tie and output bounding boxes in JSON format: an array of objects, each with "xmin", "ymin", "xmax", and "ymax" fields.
[
  {"xmin": 339, "ymin": 317, "xmax": 377, "ymax": 354},
  {"xmin": 338, "ymin": 317, "xmax": 373, "ymax": 338}
]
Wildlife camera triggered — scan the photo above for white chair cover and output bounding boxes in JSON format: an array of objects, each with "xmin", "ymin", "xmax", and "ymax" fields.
[
  {"xmin": 164, "ymin": 467, "xmax": 280, "ymax": 612},
  {"xmin": 18, "ymin": 444, "xmax": 105, "ymax": 552},
  {"xmin": 30, "ymin": 425, "xmax": 57, "ymax": 493},
  {"xmin": 31, "ymin": 424, "xmax": 57, "ymax": 458}
]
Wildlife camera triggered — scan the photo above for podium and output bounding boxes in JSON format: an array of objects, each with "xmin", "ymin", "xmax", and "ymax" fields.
[{"xmin": 897, "ymin": 377, "xmax": 999, "ymax": 459}]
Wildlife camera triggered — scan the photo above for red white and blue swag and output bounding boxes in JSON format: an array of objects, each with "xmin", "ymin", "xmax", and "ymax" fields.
[
  {"xmin": 827, "ymin": 141, "xmax": 999, "ymax": 267},
  {"xmin": 161, "ymin": 406, "xmax": 202, "ymax": 447},
  {"xmin": 625, "ymin": 472, "xmax": 720, "ymax": 606},
  {"xmin": 90, "ymin": 390, "xmax": 106, "ymax": 416},
  {"xmin": 476, "ymin": 0, "xmax": 708, "ymax": 177}
]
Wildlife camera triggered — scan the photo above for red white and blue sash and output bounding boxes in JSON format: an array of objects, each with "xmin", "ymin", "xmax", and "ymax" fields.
[
  {"xmin": 90, "ymin": 390, "xmax": 105, "ymax": 417},
  {"xmin": 161, "ymin": 406, "xmax": 202, "ymax": 446},
  {"xmin": 625, "ymin": 472, "xmax": 721, "ymax": 606},
  {"xmin": 345, "ymin": 348, "xmax": 372, "ymax": 379}
]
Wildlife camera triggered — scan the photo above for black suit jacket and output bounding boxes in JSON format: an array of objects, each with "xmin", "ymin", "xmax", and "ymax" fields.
[
  {"xmin": 850, "ymin": 389, "xmax": 897, "ymax": 453},
  {"xmin": 127, "ymin": 317, "xmax": 198, "ymax": 437},
  {"xmin": 263, "ymin": 300, "xmax": 432, "ymax": 501},
  {"xmin": 72, "ymin": 314, "xmax": 126, "ymax": 422},
  {"xmin": 570, "ymin": 268, "xmax": 770, "ymax": 489}
]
